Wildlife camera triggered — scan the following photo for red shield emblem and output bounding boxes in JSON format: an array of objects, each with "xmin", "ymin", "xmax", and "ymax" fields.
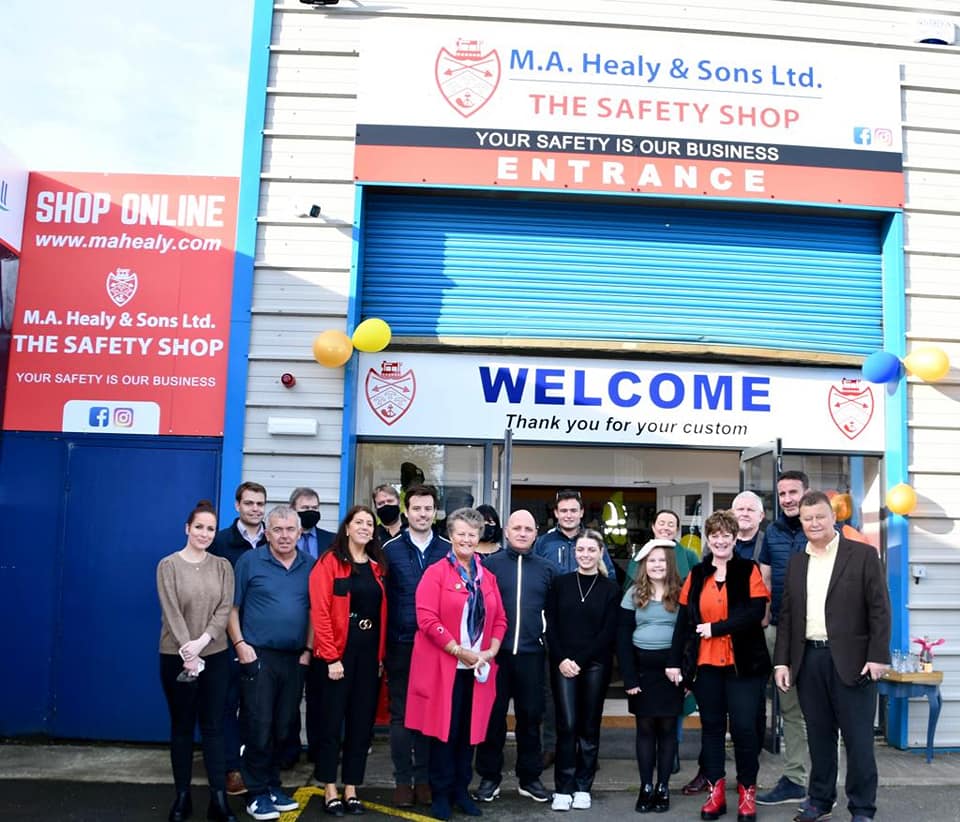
[
  {"xmin": 435, "ymin": 39, "xmax": 501, "ymax": 118},
  {"xmin": 106, "ymin": 267, "xmax": 138, "ymax": 307},
  {"xmin": 366, "ymin": 361, "xmax": 416, "ymax": 426},
  {"xmin": 828, "ymin": 379, "xmax": 874, "ymax": 440}
]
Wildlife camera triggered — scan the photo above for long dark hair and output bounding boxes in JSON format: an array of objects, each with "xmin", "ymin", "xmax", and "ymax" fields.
[{"xmin": 331, "ymin": 504, "xmax": 384, "ymax": 567}]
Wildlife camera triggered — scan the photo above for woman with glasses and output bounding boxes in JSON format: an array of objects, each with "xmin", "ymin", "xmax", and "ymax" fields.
[
  {"xmin": 405, "ymin": 507, "xmax": 507, "ymax": 820},
  {"xmin": 157, "ymin": 500, "xmax": 236, "ymax": 822}
]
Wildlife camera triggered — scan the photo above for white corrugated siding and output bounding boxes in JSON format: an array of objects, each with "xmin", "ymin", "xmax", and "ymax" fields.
[{"xmin": 252, "ymin": 0, "xmax": 960, "ymax": 744}]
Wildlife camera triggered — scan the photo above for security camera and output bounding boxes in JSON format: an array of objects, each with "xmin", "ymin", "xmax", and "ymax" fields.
[{"xmin": 300, "ymin": 0, "xmax": 340, "ymax": 5}]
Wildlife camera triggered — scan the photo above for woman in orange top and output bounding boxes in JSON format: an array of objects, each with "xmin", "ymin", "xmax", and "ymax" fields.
[{"xmin": 666, "ymin": 511, "xmax": 770, "ymax": 822}]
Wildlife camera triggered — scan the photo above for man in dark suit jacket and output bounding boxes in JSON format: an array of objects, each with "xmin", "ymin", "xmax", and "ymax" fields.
[{"xmin": 773, "ymin": 491, "xmax": 891, "ymax": 822}]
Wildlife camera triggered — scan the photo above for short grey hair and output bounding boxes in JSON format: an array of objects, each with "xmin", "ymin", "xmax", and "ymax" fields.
[
  {"xmin": 446, "ymin": 507, "xmax": 485, "ymax": 536},
  {"xmin": 732, "ymin": 490, "xmax": 764, "ymax": 512},
  {"xmin": 266, "ymin": 504, "xmax": 299, "ymax": 527}
]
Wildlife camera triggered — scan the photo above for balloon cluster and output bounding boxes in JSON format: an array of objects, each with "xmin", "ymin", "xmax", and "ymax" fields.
[
  {"xmin": 311, "ymin": 318, "xmax": 392, "ymax": 368},
  {"xmin": 861, "ymin": 347, "xmax": 951, "ymax": 384}
]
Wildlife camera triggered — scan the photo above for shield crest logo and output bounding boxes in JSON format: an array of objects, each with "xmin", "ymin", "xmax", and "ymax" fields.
[
  {"xmin": 366, "ymin": 361, "xmax": 416, "ymax": 426},
  {"xmin": 828, "ymin": 378, "xmax": 874, "ymax": 440},
  {"xmin": 435, "ymin": 38, "xmax": 501, "ymax": 118},
  {"xmin": 106, "ymin": 267, "xmax": 138, "ymax": 307}
]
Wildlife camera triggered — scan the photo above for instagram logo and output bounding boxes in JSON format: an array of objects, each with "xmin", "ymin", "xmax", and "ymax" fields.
[
  {"xmin": 873, "ymin": 128, "xmax": 893, "ymax": 146},
  {"xmin": 113, "ymin": 407, "xmax": 135, "ymax": 427}
]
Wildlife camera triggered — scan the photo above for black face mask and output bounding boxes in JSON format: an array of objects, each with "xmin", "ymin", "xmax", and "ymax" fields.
[
  {"xmin": 298, "ymin": 510, "xmax": 321, "ymax": 531},
  {"xmin": 482, "ymin": 523, "xmax": 502, "ymax": 543},
  {"xmin": 376, "ymin": 503, "xmax": 401, "ymax": 525}
]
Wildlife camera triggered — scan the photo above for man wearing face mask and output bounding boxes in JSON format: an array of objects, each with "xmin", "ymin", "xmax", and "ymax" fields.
[
  {"xmin": 291, "ymin": 487, "xmax": 335, "ymax": 560},
  {"xmin": 382, "ymin": 484, "xmax": 451, "ymax": 808},
  {"xmin": 373, "ymin": 484, "xmax": 404, "ymax": 545}
]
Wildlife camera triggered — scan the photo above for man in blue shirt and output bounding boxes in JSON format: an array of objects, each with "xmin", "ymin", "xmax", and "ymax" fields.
[
  {"xmin": 228, "ymin": 506, "xmax": 314, "ymax": 822},
  {"xmin": 290, "ymin": 486, "xmax": 335, "ymax": 560}
]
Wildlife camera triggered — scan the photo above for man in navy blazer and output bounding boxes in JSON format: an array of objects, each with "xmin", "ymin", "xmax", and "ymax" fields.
[{"xmin": 773, "ymin": 491, "xmax": 891, "ymax": 822}]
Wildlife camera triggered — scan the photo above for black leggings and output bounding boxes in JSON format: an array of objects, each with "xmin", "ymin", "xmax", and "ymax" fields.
[
  {"xmin": 634, "ymin": 715, "xmax": 678, "ymax": 786},
  {"xmin": 160, "ymin": 649, "xmax": 230, "ymax": 792}
]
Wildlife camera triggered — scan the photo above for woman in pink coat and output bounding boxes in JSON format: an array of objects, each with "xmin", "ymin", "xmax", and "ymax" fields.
[{"xmin": 406, "ymin": 507, "xmax": 507, "ymax": 821}]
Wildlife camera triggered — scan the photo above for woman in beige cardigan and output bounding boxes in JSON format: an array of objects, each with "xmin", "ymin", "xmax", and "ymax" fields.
[{"xmin": 157, "ymin": 500, "xmax": 236, "ymax": 822}]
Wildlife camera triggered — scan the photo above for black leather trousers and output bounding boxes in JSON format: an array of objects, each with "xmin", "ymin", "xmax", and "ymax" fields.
[{"xmin": 551, "ymin": 659, "xmax": 610, "ymax": 794}]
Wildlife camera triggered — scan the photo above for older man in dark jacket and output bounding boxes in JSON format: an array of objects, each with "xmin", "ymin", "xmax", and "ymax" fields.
[{"xmin": 474, "ymin": 509, "xmax": 556, "ymax": 804}]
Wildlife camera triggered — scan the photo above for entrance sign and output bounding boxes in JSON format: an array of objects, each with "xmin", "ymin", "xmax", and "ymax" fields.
[
  {"xmin": 3, "ymin": 173, "xmax": 239, "ymax": 436},
  {"xmin": 356, "ymin": 353, "xmax": 884, "ymax": 453},
  {"xmin": 356, "ymin": 21, "xmax": 903, "ymax": 207}
]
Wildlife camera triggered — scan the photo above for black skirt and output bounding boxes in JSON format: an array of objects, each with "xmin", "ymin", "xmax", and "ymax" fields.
[{"xmin": 627, "ymin": 647, "xmax": 684, "ymax": 718}]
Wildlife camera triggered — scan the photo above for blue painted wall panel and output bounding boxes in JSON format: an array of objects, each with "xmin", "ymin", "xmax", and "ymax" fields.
[
  {"xmin": 0, "ymin": 432, "xmax": 220, "ymax": 741},
  {"xmin": 361, "ymin": 193, "xmax": 884, "ymax": 356}
]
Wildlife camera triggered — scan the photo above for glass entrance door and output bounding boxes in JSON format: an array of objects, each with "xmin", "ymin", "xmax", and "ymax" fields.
[{"xmin": 656, "ymin": 482, "xmax": 712, "ymax": 557}]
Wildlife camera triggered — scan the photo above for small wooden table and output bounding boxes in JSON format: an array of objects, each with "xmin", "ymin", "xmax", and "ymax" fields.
[{"xmin": 878, "ymin": 670, "xmax": 943, "ymax": 762}]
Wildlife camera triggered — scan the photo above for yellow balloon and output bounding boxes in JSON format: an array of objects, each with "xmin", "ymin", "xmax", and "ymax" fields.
[
  {"xmin": 312, "ymin": 329, "xmax": 353, "ymax": 368},
  {"xmin": 679, "ymin": 533, "xmax": 702, "ymax": 556},
  {"xmin": 885, "ymin": 483, "xmax": 918, "ymax": 516},
  {"xmin": 352, "ymin": 318, "xmax": 392, "ymax": 353},
  {"xmin": 903, "ymin": 347, "xmax": 950, "ymax": 382}
]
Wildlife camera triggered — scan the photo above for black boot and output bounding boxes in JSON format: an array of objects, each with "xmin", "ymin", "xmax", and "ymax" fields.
[
  {"xmin": 207, "ymin": 790, "xmax": 237, "ymax": 822},
  {"xmin": 653, "ymin": 783, "xmax": 670, "ymax": 813},
  {"xmin": 635, "ymin": 784, "xmax": 654, "ymax": 813},
  {"xmin": 169, "ymin": 792, "xmax": 192, "ymax": 822}
]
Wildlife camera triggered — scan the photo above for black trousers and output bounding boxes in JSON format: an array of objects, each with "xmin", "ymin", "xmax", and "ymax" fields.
[
  {"xmin": 475, "ymin": 650, "xmax": 545, "ymax": 786},
  {"xmin": 693, "ymin": 665, "xmax": 766, "ymax": 787},
  {"xmin": 552, "ymin": 659, "xmax": 610, "ymax": 794},
  {"xmin": 311, "ymin": 630, "xmax": 381, "ymax": 786},
  {"xmin": 797, "ymin": 645, "xmax": 878, "ymax": 819},
  {"xmin": 385, "ymin": 641, "xmax": 430, "ymax": 785},
  {"xmin": 429, "ymin": 669, "xmax": 476, "ymax": 801},
  {"xmin": 160, "ymin": 649, "xmax": 230, "ymax": 792},
  {"xmin": 239, "ymin": 648, "xmax": 303, "ymax": 797}
]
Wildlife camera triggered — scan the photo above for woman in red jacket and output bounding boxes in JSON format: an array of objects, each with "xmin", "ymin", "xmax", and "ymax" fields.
[
  {"xmin": 310, "ymin": 505, "xmax": 387, "ymax": 817},
  {"xmin": 405, "ymin": 507, "xmax": 507, "ymax": 821}
]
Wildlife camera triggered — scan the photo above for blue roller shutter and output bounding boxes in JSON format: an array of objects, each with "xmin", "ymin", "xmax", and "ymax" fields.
[{"xmin": 360, "ymin": 192, "xmax": 883, "ymax": 356}]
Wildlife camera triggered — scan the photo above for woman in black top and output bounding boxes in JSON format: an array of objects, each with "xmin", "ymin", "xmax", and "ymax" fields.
[{"xmin": 544, "ymin": 529, "xmax": 619, "ymax": 811}]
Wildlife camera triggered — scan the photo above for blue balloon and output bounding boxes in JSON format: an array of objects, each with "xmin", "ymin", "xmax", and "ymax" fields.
[{"xmin": 861, "ymin": 351, "xmax": 901, "ymax": 383}]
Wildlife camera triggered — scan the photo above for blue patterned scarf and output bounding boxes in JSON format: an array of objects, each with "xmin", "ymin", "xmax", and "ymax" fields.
[{"xmin": 448, "ymin": 551, "xmax": 485, "ymax": 646}]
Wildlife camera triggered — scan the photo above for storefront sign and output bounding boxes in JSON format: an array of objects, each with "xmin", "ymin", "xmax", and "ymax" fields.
[
  {"xmin": 0, "ymin": 142, "xmax": 28, "ymax": 255},
  {"xmin": 356, "ymin": 353, "xmax": 884, "ymax": 452},
  {"xmin": 356, "ymin": 21, "xmax": 903, "ymax": 207},
  {"xmin": 2, "ymin": 172, "xmax": 238, "ymax": 436}
]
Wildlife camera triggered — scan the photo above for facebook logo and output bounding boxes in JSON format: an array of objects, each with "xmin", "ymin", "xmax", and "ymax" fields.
[
  {"xmin": 88, "ymin": 407, "xmax": 110, "ymax": 427},
  {"xmin": 853, "ymin": 127, "xmax": 873, "ymax": 146}
]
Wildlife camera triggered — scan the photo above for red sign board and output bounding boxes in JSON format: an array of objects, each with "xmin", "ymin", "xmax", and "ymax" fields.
[{"xmin": 2, "ymin": 172, "xmax": 239, "ymax": 436}]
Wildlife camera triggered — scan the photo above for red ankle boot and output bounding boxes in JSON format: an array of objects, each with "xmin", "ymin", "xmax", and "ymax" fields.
[
  {"xmin": 737, "ymin": 784, "xmax": 756, "ymax": 822},
  {"xmin": 700, "ymin": 778, "xmax": 726, "ymax": 820}
]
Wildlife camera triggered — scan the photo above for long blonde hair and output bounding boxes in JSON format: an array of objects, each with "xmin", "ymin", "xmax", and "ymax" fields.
[
  {"xmin": 577, "ymin": 529, "xmax": 609, "ymax": 577},
  {"xmin": 633, "ymin": 545, "xmax": 681, "ymax": 611}
]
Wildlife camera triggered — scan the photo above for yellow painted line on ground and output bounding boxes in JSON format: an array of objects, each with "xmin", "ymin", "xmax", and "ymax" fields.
[{"xmin": 280, "ymin": 785, "xmax": 434, "ymax": 822}]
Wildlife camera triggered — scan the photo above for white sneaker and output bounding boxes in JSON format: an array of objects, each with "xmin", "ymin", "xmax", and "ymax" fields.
[
  {"xmin": 572, "ymin": 791, "xmax": 592, "ymax": 809},
  {"xmin": 551, "ymin": 793, "xmax": 573, "ymax": 811}
]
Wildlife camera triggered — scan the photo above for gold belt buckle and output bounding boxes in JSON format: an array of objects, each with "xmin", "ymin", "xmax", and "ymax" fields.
[{"xmin": 358, "ymin": 618, "xmax": 373, "ymax": 631}]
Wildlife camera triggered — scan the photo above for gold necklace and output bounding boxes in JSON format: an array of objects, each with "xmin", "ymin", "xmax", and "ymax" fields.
[{"xmin": 577, "ymin": 573, "xmax": 599, "ymax": 603}]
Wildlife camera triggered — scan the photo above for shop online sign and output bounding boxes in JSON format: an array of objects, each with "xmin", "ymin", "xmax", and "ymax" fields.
[
  {"xmin": 3, "ymin": 172, "xmax": 239, "ymax": 436},
  {"xmin": 356, "ymin": 353, "xmax": 884, "ymax": 452},
  {"xmin": 355, "ymin": 20, "xmax": 903, "ymax": 207}
]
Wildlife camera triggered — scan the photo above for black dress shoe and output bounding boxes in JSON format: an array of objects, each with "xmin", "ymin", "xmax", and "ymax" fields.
[
  {"xmin": 206, "ymin": 791, "xmax": 237, "ymax": 822},
  {"xmin": 344, "ymin": 797, "xmax": 365, "ymax": 816},
  {"xmin": 653, "ymin": 783, "xmax": 670, "ymax": 813},
  {"xmin": 324, "ymin": 797, "xmax": 345, "ymax": 817},
  {"xmin": 169, "ymin": 792, "xmax": 193, "ymax": 822},
  {"xmin": 635, "ymin": 784, "xmax": 654, "ymax": 813},
  {"xmin": 682, "ymin": 770, "xmax": 710, "ymax": 796}
]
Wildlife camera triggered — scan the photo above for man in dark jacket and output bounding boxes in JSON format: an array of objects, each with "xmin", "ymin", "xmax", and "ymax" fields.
[
  {"xmin": 382, "ymin": 485, "xmax": 450, "ymax": 808},
  {"xmin": 474, "ymin": 509, "xmax": 556, "ymax": 804},
  {"xmin": 757, "ymin": 470, "xmax": 810, "ymax": 806}
]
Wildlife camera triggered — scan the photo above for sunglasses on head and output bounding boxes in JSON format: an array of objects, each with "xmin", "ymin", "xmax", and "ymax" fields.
[{"xmin": 555, "ymin": 489, "xmax": 582, "ymax": 503}]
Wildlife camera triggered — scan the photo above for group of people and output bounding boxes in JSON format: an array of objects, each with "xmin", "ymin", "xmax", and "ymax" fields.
[{"xmin": 155, "ymin": 473, "xmax": 892, "ymax": 822}]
